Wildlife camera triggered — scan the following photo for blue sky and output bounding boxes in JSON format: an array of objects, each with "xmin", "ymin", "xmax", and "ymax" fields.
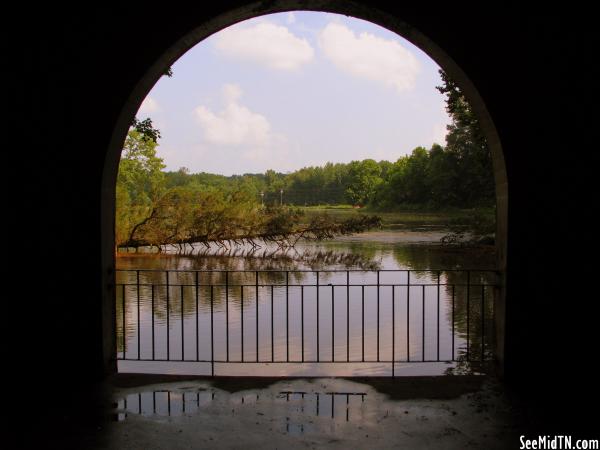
[{"xmin": 136, "ymin": 11, "xmax": 450, "ymax": 176}]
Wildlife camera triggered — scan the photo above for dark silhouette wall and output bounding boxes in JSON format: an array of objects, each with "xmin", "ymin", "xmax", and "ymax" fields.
[{"xmin": 7, "ymin": 2, "xmax": 597, "ymax": 437}]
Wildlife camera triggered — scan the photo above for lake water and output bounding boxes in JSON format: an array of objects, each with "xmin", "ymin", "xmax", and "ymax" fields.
[{"xmin": 116, "ymin": 230, "xmax": 497, "ymax": 376}]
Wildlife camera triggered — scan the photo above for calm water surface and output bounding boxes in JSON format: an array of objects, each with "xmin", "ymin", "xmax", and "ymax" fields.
[{"xmin": 116, "ymin": 230, "xmax": 496, "ymax": 376}]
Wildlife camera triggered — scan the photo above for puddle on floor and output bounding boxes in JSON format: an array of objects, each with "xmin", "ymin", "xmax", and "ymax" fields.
[
  {"xmin": 114, "ymin": 380, "xmax": 377, "ymax": 436},
  {"xmin": 109, "ymin": 377, "xmax": 517, "ymax": 449}
]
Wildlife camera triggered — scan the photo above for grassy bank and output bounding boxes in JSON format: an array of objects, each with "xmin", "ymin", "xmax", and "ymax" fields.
[{"xmin": 299, "ymin": 205, "xmax": 479, "ymax": 229}]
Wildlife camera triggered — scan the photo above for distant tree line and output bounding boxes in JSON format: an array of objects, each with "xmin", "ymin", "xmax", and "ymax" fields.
[{"xmin": 161, "ymin": 70, "xmax": 495, "ymax": 209}]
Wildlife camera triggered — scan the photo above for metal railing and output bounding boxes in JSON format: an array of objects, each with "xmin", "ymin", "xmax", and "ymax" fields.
[{"xmin": 116, "ymin": 269, "xmax": 499, "ymax": 376}]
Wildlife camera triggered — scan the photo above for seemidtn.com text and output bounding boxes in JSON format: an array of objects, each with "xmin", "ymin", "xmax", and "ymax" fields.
[{"xmin": 520, "ymin": 436, "xmax": 599, "ymax": 450}]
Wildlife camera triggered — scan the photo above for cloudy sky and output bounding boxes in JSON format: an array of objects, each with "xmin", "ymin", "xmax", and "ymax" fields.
[{"xmin": 137, "ymin": 12, "xmax": 450, "ymax": 175}]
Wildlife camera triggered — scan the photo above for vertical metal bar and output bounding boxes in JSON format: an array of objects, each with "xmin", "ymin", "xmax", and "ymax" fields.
[
  {"xmin": 301, "ymin": 285, "xmax": 304, "ymax": 362},
  {"xmin": 271, "ymin": 285, "xmax": 274, "ymax": 362},
  {"xmin": 346, "ymin": 271, "xmax": 350, "ymax": 362},
  {"xmin": 136, "ymin": 270, "xmax": 140, "ymax": 360},
  {"xmin": 437, "ymin": 271, "xmax": 440, "ymax": 361},
  {"xmin": 377, "ymin": 270, "xmax": 380, "ymax": 362},
  {"xmin": 181, "ymin": 285, "xmax": 184, "ymax": 361},
  {"xmin": 466, "ymin": 271, "xmax": 471, "ymax": 361},
  {"xmin": 226, "ymin": 271, "xmax": 229, "ymax": 362},
  {"xmin": 346, "ymin": 394, "xmax": 349, "ymax": 422},
  {"xmin": 331, "ymin": 393, "xmax": 335, "ymax": 418},
  {"xmin": 286, "ymin": 271, "xmax": 289, "ymax": 362},
  {"xmin": 422, "ymin": 285, "xmax": 425, "ymax": 361},
  {"xmin": 452, "ymin": 284, "xmax": 455, "ymax": 361},
  {"xmin": 316, "ymin": 271, "xmax": 320, "ymax": 363},
  {"xmin": 166, "ymin": 271, "xmax": 170, "ymax": 361},
  {"xmin": 481, "ymin": 284, "xmax": 485, "ymax": 361},
  {"xmin": 195, "ymin": 272, "xmax": 199, "ymax": 362},
  {"xmin": 316, "ymin": 393, "xmax": 320, "ymax": 416},
  {"xmin": 241, "ymin": 286, "xmax": 244, "ymax": 362},
  {"xmin": 331, "ymin": 285, "xmax": 335, "ymax": 362},
  {"xmin": 361, "ymin": 285, "xmax": 364, "ymax": 362},
  {"xmin": 256, "ymin": 271, "xmax": 259, "ymax": 363},
  {"xmin": 210, "ymin": 285, "xmax": 214, "ymax": 377},
  {"xmin": 122, "ymin": 284, "xmax": 126, "ymax": 359},
  {"xmin": 406, "ymin": 271, "xmax": 410, "ymax": 362},
  {"xmin": 392, "ymin": 286, "xmax": 395, "ymax": 377},
  {"xmin": 151, "ymin": 284, "xmax": 155, "ymax": 360}
]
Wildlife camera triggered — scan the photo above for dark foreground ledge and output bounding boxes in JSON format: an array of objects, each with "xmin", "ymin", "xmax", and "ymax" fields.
[{"xmin": 112, "ymin": 373, "xmax": 486, "ymax": 399}]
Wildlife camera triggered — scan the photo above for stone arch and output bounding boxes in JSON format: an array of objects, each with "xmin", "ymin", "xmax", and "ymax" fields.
[{"xmin": 101, "ymin": 0, "xmax": 508, "ymax": 374}]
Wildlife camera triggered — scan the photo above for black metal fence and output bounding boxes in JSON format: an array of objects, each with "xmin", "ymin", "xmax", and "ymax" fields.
[{"xmin": 116, "ymin": 269, "xmax": 499, "ymax": 376}]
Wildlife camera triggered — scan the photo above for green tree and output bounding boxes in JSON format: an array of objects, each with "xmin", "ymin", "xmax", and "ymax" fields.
[
  {"xmin": 437, "ymin": 70, "xmax": 495, "ymax": 207},
  {"xmin": 345, "ymin": 159, "xmax": 383, "ymax": 205},
  {"xmin": 402, "ymin": 147, "xmax": 430, "ymax": 204},
  {"xmin": 131, "ymin": 117, "xmax": 161, "ymax": 143},
  {"xmin": 427, "ymin": 143, "xmax": 458, "ymax": 207},
  {"xmin": 116, "ymin": 127, "xmax": 166, "ymax": 246}
]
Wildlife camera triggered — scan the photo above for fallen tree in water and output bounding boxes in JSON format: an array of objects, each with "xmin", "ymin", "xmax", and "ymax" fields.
[
  {"xmin": 119, "ymin": 246, "xmax": 382, "ymax": 271},
  {"xmin": 117, "ymin": 195, "xmax": 381, "ymax": 253},
  {"xmin": 440, "ymin": 207, "xmax": 495, "ymax": 246}
]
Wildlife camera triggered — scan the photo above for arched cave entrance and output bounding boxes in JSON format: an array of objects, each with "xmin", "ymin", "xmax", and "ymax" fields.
[{"xmin": 101, "ymin": 0, "xmax": 508, "ymax": 377}]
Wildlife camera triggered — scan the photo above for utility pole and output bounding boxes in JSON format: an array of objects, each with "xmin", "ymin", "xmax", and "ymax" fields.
[
  {"xmin": 260, "ymin": 191, "xmax": 264, "ymax": 207},
  {"xmin": 280, "ymin": 189, "xmax": 283, "ymax": 206}
]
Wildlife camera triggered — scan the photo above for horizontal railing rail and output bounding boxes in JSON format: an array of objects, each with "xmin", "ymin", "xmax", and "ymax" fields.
[{"xmin": 116, "ymin": 269, "xmax": 498, "ymax": 376}]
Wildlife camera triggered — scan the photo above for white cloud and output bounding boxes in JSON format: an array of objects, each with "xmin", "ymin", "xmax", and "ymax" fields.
[
  {"xmin": 319, "ymin": 23, "xmax": 420, "ymax": 93},
  {"xmin": 215, "ymin": 22, "xmax": 314, "ymax": 70},
  {"xmin": 138, "ymin": 96, "xmax": 160, "ymax": 114},
  {"xmin": 192, "ymin": 84, "xmax": 298, "ymax": 173},
  {"xmin": 194, "ymin": 84, "xmax": 271, "ymax": 146}
]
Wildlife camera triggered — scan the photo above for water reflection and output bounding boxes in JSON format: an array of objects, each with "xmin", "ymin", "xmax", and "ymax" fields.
[
  {"xmin": 116, "ymin": 388, "xmax": 368, "ymax": 431},
  {"xmin": 116, "ymin": 230, "xmax": 497, "ymax": 376}
]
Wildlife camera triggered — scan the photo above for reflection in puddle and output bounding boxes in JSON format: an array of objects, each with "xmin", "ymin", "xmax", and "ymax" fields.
[
  {"xmin": 116, "ymin": 389, "xmax": 216, "ymax": 420},
  {"xmin": 279, "ymin": 391, "xmax": 365, "ymax": 420},
  {"xmin": 108, "ymin": 376, "xmax": 512, "ymax": 449},
  {"xmin": 115, "ymin": 388, "xmax": 368, "ymax": 434}
]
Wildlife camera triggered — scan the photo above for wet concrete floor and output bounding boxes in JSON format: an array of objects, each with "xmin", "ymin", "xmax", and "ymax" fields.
[{"xmin": 67, "ymin": 374, "xmax": 524, "ymax": 449}]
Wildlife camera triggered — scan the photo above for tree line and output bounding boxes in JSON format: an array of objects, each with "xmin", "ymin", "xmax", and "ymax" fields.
[{"xmin": 162, "ymin": 70, "xmax": 494, "ymax": 209}]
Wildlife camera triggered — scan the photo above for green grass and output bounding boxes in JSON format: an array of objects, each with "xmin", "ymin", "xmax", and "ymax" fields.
[
  {"xmin": 298, "ymin": 205, "xmax": 477, "ymax": 229},
  {"xmin": 299, "ymin": 204, "xmax": 356, "ymax": 210}
]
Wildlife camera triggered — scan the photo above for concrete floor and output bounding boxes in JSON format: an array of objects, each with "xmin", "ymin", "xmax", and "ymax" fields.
[{"xmin": 54, "ymin": 374, "xmax": 525, "ymax": 450}]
